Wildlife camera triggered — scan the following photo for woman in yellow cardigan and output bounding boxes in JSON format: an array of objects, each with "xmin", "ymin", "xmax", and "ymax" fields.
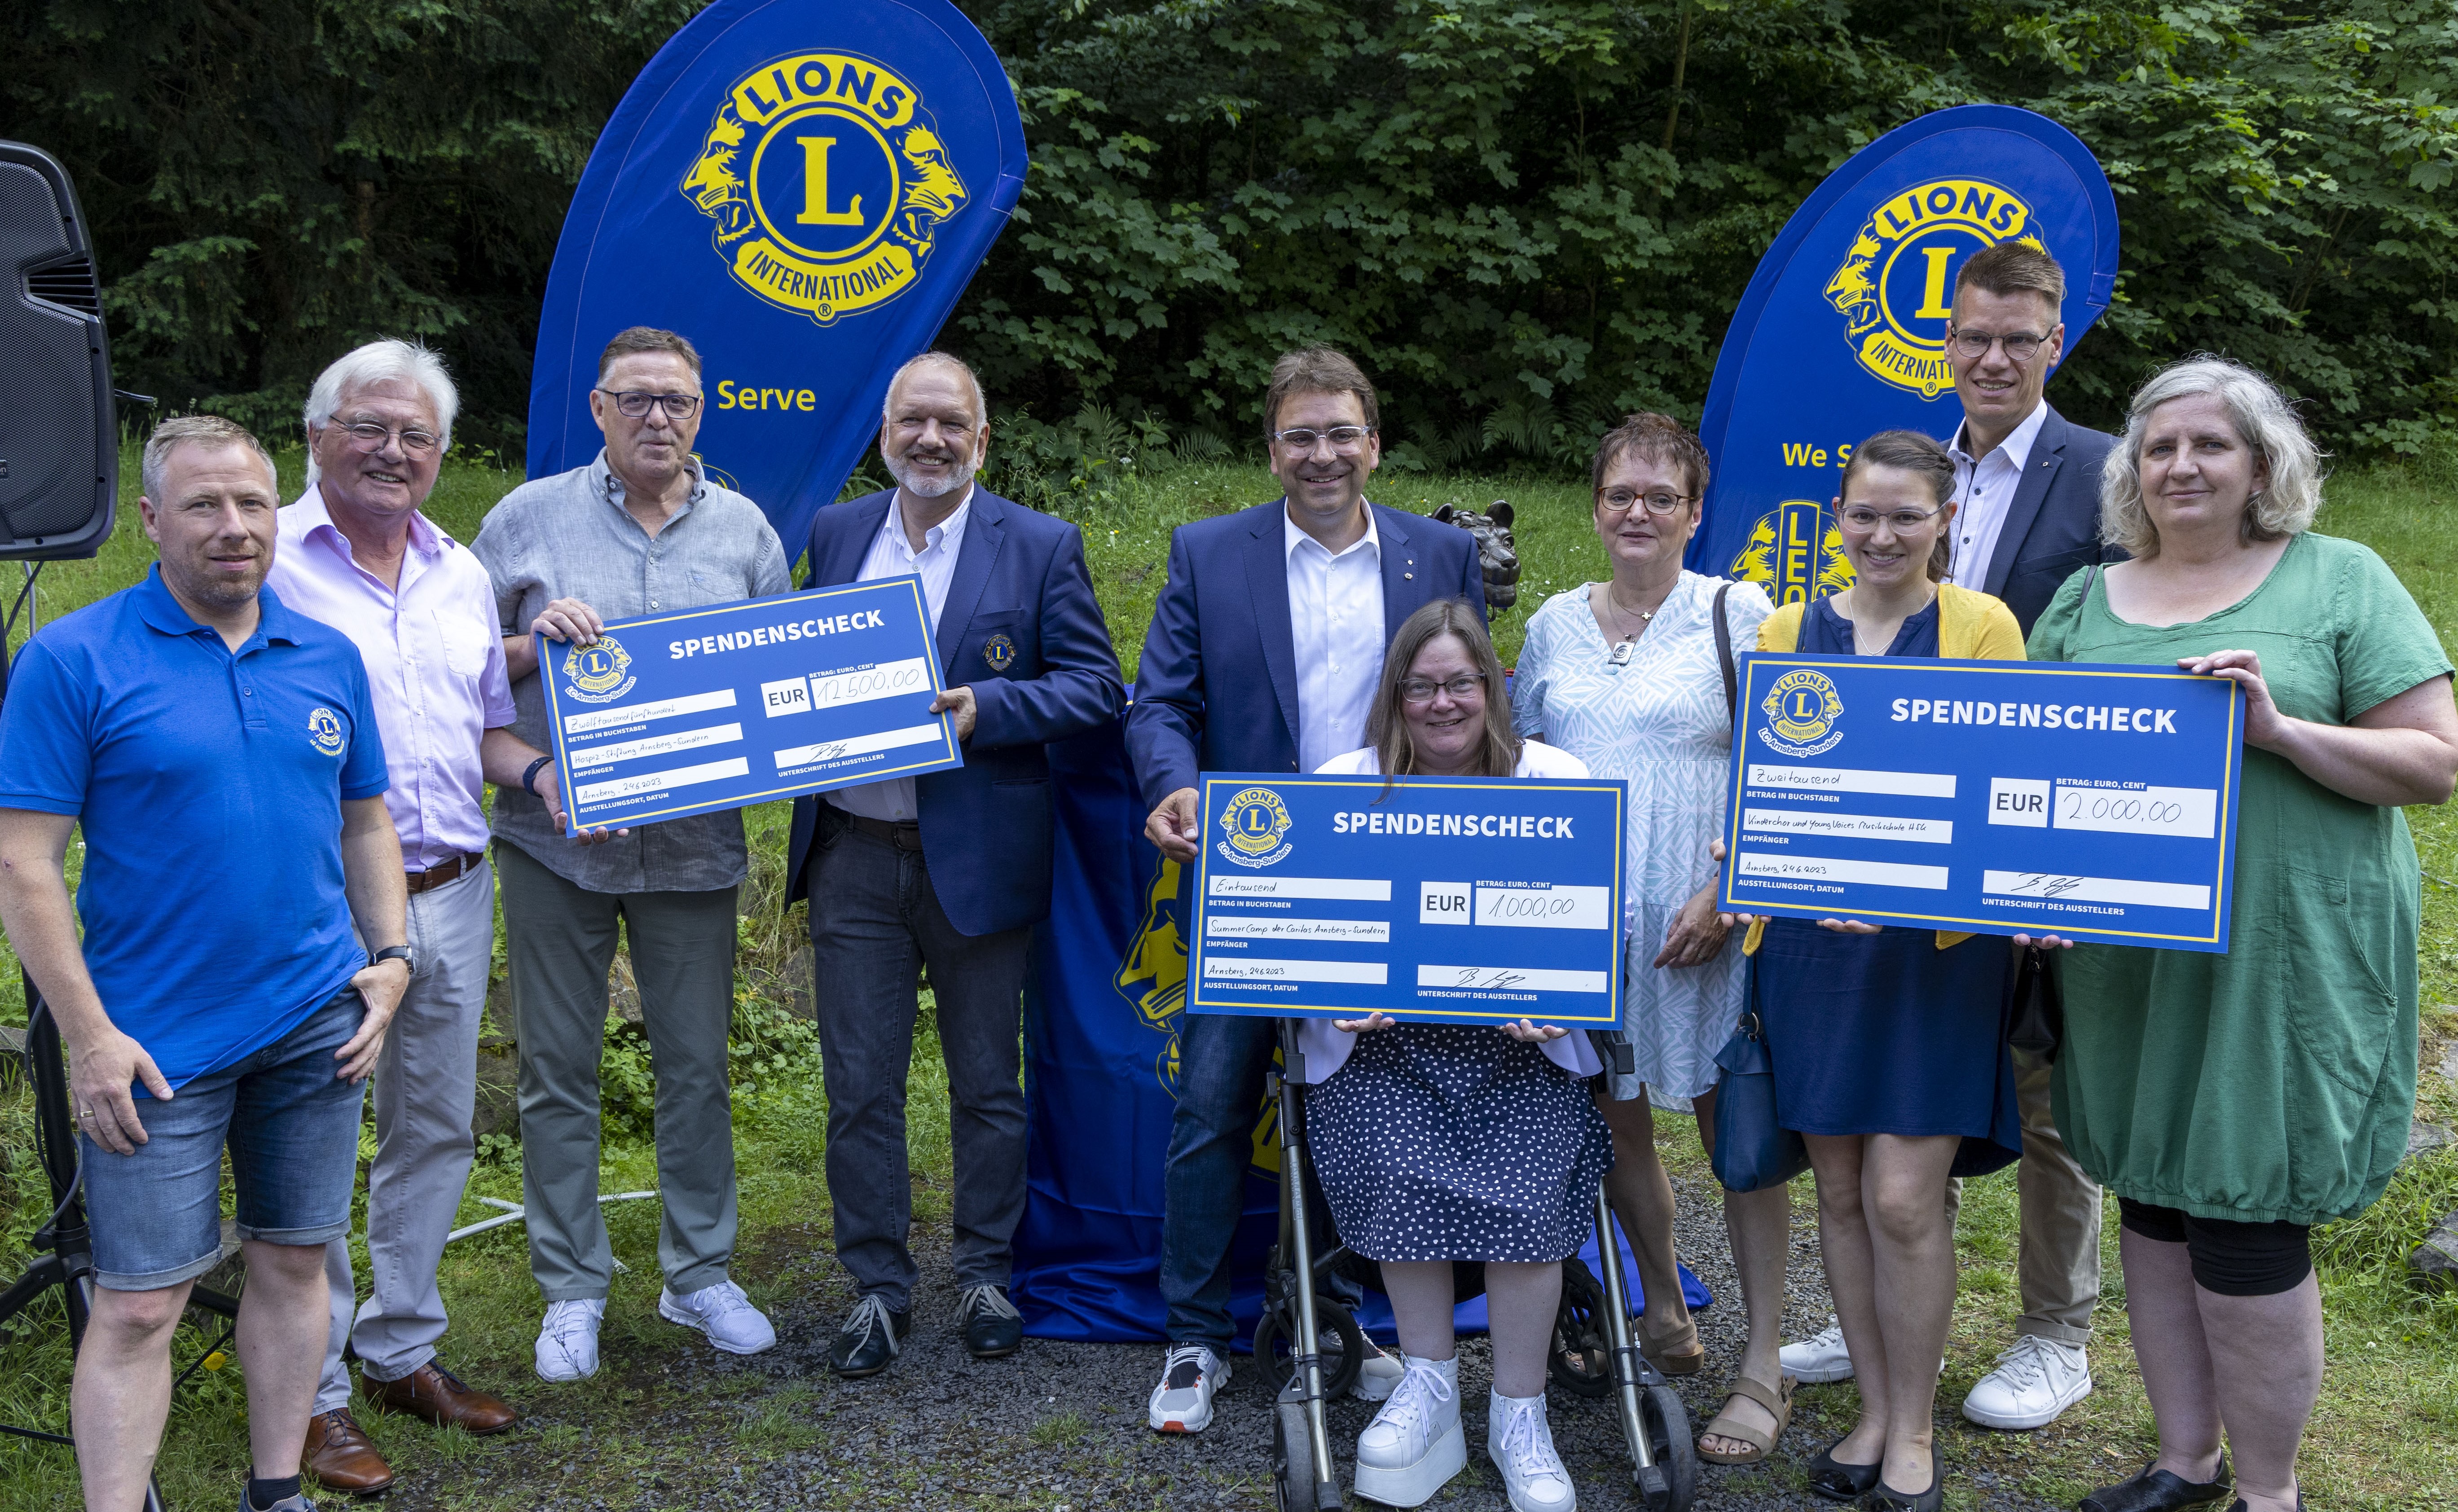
[{"xmin": 1733, "ymin": 431, "xmax": 2024, "ymax": 1512}]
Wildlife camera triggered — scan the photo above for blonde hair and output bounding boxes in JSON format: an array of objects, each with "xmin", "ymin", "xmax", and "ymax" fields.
[
  {"xmin": 2100, "ymin": 356, "xmax": 2325, "ymax": 559},
  {"xmin": 142, "ymin": 415, "xmax": 277, "ymax": 502}
]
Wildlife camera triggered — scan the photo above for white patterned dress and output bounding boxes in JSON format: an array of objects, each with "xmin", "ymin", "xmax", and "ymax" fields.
[{"xmin": 1509, "ymin": 573, "xmax": 1774, "ymax": 1101}]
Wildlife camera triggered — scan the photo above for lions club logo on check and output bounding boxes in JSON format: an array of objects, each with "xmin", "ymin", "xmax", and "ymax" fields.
[
  {"xmin": 305, "ymin": 707, "xmax": 346, "ymax": 757},
  {"xmin": 561, "ymin": 635, "xmax": 638, "ymax": 705},
  {"xmin": 1216, "ymin": 786, "xmax": 1294, "ymax": 870},
  {"xmin": 1759, "ymin": 669, "xmax": 1846, "ymax": 758},
  {"xmin": 680, "ymin": 50, "xmax": 971, "ymax": 326},
  {"xmin": 1821, "ymin": 176, "xmax": 2040, "ymax": 398}
]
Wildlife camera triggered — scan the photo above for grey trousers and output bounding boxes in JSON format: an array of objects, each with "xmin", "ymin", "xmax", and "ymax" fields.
[
  {"xmin": 496, "ymin": 840, "xmax": 740, "ymax": 1301},
  {"xmin": 806, "ymin": 814, "xmax": 1033, "ymax": 1312},
  {"xmin": 315, "ymin": 859, "xmax": 496, "ymax": 1411},
  {"xmin": 1946, "ymin": 1045, "xmax": 2103, "ymax": 1345}
]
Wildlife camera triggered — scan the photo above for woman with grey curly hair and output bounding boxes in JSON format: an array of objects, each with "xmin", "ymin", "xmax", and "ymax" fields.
[{"xmin": 2028, "ymin": 356, "xmax": 2458, "ymax": 1512}]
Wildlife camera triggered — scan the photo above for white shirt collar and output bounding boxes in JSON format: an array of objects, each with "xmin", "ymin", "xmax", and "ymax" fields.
[
  {"xmin": 1283, "ymin": 499, "xmax": 1380, "ymax": 560},
  {"xmin": 884, "ymin": 484, "xmax": 975, "ymax": 558},
  {"xmin": 1951, "ymin": 399, "xmax": 2050, "ymax": 471}
]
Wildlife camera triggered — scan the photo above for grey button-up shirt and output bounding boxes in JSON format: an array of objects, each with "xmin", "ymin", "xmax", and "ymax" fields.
[{"xmin": 473, "ymin": 450, "xmax": 790, "ymax": 893}]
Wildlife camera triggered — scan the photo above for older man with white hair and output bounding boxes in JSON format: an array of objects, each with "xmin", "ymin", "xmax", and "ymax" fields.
[
  {"xmin": 267, "ymin": 340, "xmax": 587, "ymax": 1492},
  {"xmin": 784, "ymin": 350, "xmax": 1122, "ymax": 1378}
]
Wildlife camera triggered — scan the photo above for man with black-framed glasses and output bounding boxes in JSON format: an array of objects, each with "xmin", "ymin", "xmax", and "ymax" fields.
[
  {"xmin": 1780, "ymin": 239, "xmax": 2121, "ymax": 1434},
  {"xmin": 474, "ymin": 325, "xmax": 790, "ymax": 1385}
]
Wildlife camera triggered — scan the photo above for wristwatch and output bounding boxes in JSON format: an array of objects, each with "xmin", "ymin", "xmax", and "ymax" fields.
[{"xmin": 371, "ymin": 944, "xmax": 415, "ymax": 975}]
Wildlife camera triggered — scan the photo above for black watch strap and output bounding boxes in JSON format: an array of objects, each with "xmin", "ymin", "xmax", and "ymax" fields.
[
  {"xmin": 522, "ymin": 755, "xmax": 554, "ymax": 795},
  {"xmin": 371, "ymin": 945, "xmax": 413, "ymax": 972}
]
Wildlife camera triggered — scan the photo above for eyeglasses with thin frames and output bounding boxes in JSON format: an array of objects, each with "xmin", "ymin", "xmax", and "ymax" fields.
[
  {"xmin": 595, "ymin": 389, "xmax": 703, "ymax": 421},
  {"xmin": 1946, "ymin": 327, "xmax": 2047, "ymax": 363},
  {"xmin": 335, "ymin": 422, "xmax": 441, "ymax": 456},
  {"xmin": 1596, "ymin": 489, "xmax": 1694, "ymax": 517},
  {"xmin": 1272, "ymin": 425, "xmax": 1374, "ymax": 454},
  {"xmin": 1838, "ymin": 505, "xmax": 1944, "ymax": 533},
  {"xmin": 1399, "ymin": 672, "xmax": 1486, "ymax": 704}
]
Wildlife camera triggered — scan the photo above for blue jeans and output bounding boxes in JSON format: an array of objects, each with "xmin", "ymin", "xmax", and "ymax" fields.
[
  {"xmin": 84, "ymin": 990, "xmax": 368, "ymax": 1290},
  {"xmin": 1159, "ymin": 1011, "xmax": 1280, "ymax": 1348}
]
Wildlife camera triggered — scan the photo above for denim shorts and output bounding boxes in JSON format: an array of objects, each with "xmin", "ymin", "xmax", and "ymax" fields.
[{"xmin": 84, "ymin": 990, "xmax": 368, "ymax": 1291}]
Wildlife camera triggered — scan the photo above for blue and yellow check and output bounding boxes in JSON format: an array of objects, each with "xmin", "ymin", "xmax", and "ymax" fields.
[{"xmin": 1718, "ymin": 653, "xmax": 2244, "ymax": 950}]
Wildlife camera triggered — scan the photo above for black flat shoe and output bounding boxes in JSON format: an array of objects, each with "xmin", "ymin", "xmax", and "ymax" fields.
[
  {"xmin": 958, "ymin": 1283, "xmax": 1023, "ymax": 1359},
  {"xmin": 1861, "ymin": 1456, "xmax": 1941, "ymax": 1512},
  {"xmin": 826, "ymin": 1294, "xmax": 911, "ymax": 1378},
  {"xmin": 1806, "ymin": 1435, "xmax": 1882, "ymax": 1501},
  {"xmin": 2079, "ymin": 1457, "xmax": 2233, "ymax": 1512}
]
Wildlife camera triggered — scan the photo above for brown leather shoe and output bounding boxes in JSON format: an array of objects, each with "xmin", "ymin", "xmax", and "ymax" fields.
[
  {"xmin": 365, "ymin": 1360, "xmax": 518, "ymax": 1435},
  {"xmin": 303, "ymin": 1407, "xmax": 395, "ymax": 1493}
]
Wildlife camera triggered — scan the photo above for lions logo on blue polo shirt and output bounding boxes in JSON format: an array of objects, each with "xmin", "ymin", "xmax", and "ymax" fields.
[{"xmin": 307, "ymin": 707, "xmax": 347, "ymax": 756}]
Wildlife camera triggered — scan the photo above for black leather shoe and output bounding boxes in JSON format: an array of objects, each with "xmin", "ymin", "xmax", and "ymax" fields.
[
  {"xmin": 1807, "ymin": 1435, "xmax": 1882, "ymax": 1501},
  {"xmin": 1862, "ymin": 1456, "xmax": 1942, "ymax": 1512},
  {"xmin": 826, "ymin": 1294, "xmax": 910, "ymax": 1378},
  {"xmin": 958, "ymin": 1283, "xmax": 1023, "ymax": 1359},
  {"xmin": 2079, "ymin": 1457, "xmax": 2233, "ymax": 1512}
]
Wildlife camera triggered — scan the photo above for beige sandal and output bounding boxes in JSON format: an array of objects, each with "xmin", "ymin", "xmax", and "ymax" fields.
[
  {"xmin": 1640, "ymin": 1315, "xmax": 1706, "ymax": 1377},
  {"xmin": 1697, "ymin": 1372, "xmax": 1795, "ymax": 1465}
]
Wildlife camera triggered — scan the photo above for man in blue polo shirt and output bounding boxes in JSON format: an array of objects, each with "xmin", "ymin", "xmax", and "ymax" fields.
[{"xmin": 0, "ymin": 416, "xmax": 413, "ymax": 1512}]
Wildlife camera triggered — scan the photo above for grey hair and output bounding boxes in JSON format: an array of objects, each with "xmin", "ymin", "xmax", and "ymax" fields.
[
  {"xmin": 142, "ymin": 415, "xmax": 279, "ymax": 502},
  {"xmin": 302, "ymin": 338, "xmax": 459, "ymax": 484},
  {"xmin": 2100, "ymin": 356, "xmax": 2325, "ymax": 559},
  {"xmin": 881, "ymin": 351, "xmax": 986, "ymax": 429}
]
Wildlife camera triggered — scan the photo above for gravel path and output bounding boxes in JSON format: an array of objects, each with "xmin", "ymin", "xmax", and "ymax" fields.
[{"xmin": 404, "ymin": 1166, "xmax": 2065, "ymax": 1511}]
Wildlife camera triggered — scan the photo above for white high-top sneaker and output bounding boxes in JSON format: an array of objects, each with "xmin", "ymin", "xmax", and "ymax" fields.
[
  {"xmin": 1352, "ymin": 1354, "xmax": 1465, "ymax": 1507},
  {"xmin": 1488, "ymin": 1390, "xmax": 1576, "ymax": 1512}
]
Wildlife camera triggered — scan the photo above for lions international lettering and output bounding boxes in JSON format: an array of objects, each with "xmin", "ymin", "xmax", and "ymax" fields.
[
  {"xmin": 1822, "ymin": 176, "xmax": 2041, "ymax": 399},
  {"xmin": 682, "ymin": 50, "xmax": 970, "ymax": 326}
]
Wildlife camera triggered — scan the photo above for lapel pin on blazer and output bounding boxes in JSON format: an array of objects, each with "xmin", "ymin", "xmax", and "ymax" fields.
[{"xmin": 983, "ymin": 632, "xmax": 1017, "ymax": 672}]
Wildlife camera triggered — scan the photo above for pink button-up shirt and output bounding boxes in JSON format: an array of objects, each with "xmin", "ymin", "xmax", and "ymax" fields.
[{"xmin": 267, "ymin": 488, "xmax": 517, "ymax": 869}]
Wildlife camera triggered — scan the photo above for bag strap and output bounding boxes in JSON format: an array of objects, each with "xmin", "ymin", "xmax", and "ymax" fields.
[
  {"xmin": 2082, "ymin": 561, "xmax": 2102, "ymax": 606},
  {"xmin": 1713, "ymin": 580, "xmax": 1736, "ymax": 719}
]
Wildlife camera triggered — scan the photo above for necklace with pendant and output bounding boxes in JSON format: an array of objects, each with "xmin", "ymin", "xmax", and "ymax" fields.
[{"xmin": 1603, "ymin": 585, "xmax": 1661, "ymax": 673}]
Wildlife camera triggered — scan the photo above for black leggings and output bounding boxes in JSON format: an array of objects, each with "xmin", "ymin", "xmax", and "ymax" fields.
[{"xmin": 2117, "ymin": 1198, "xmax": 2312, "ymax": 1297}]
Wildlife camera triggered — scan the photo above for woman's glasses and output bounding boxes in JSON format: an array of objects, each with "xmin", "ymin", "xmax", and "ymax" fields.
[
  {"xmin": 1838, "ymin": 505, "xmax": 1944, "ymax": 533},
  {"xmin": 1400, "ymin": 673, "xmax": 1486, "ymax": 704},
  {"xmin": 1596, "ymin": 489, "xmax": 1693, "ymax": 517}
]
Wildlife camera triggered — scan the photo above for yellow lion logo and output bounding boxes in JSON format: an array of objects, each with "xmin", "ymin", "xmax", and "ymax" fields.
[
  {"xmin": 1822, "ymin": 177, "xmax": 2042, "ymax": 398},
  {"xmin": 1112, "ymin": 854, "xmax": 1284, "ymax": 1176},
  {"xmin": 1730, "ymin": 501, "xmax": 1855, "ymax": 607},
  {"xmin": 681, "ymin": 51, "xmax": 970, "ymax": 326}
]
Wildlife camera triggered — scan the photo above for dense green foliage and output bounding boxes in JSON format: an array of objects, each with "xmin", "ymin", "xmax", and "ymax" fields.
[{"xmin": 4, "ymin": 0, "xmax": 2452, "ymax": 461}]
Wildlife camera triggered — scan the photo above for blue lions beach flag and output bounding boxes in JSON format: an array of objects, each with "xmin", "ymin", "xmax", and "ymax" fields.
[
  {"xmin": 1686, "ymin": 105, "xmax": 2120, "ymax": 602},
  {"xmin": 527, "ymin": 0, "xmax": 1027, "ymax": 553}
]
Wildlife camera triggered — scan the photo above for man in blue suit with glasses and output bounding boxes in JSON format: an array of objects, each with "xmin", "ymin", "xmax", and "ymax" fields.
[
  {"xmin": 787, "ymin": 351, "xmax": 1124, "ymax": 1380},
  {"xmin": 1126, "ymin": 346, "xmax": 1483, "ymax": 1432}
]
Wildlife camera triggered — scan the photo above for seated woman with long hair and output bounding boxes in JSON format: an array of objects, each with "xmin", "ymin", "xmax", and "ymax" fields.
[{"xmin": 1291, "ymin": 598, "xmax": 1607, "ymax": 1512}]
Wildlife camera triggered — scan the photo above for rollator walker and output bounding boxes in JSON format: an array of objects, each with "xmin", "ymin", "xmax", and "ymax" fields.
[{"xmin": 1254, "ymin": 1020, "xmax": 1698, "ymax": 1511}]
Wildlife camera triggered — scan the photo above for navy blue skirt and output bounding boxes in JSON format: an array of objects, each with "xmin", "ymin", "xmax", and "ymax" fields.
[
  {"xmin": 1751, "ymin": 919, "xmax": 2022, "ymax": 1178},
  {"xmin": 1310, "ymin": 1025, "xmax": 1614, "ymax": 1263}
]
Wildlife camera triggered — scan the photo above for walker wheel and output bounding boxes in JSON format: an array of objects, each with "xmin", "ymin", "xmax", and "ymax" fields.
[
  {"xmin": 1637, "ymin": 1383, "xmax": 1698, "ymax": 1511},
  {"xmin": 1253, "ymin": 1297, "xmax": 1367, "ymax": 1400},
  {"xmin": 1548, "ymin": 1257, "xmax": 1613, "ymax": 1398}
]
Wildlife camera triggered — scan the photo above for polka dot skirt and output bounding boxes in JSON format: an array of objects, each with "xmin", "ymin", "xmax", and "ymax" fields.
[{"xmin": 1309, "ymin": 1024, "xmax": 1613, "ymax": 1264}]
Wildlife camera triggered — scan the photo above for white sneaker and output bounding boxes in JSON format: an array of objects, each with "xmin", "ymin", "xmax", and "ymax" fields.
[
  {"xmin": 1148, "ymin": 1342, "xmax": 1231, "ymax": 1433},
  {"xmin": 1353, "ymin": 1354, "xmax": 1465, "ymax": 1507},
  {"xmin": 535, "ymin": 1297, "xmax": 605, "ymax": 1381},
  {"xmin": 1961, "ymin": 1334, "xmax": 2092, "ymax": 1428},
  {"xmin": 1350, "ymin": 1340, "xmax": 1405, "ymax": 1402},
  {"xmin": 1780, "ymin": 1320, "xmax": 1854, "ymax": 1383},
  {"xmin": 1487, "ymin": 1391, "xmax": 1576, "ymax": 1512},
  {"xmin": 659, "ymin": 1279, "xmax": 777, "ymax": 1355}
]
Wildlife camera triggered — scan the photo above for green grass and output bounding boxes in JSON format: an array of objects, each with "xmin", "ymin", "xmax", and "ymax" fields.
[{"xmin": 2, "ymin": 445, "xmax": 2455, "ymax": 1508}]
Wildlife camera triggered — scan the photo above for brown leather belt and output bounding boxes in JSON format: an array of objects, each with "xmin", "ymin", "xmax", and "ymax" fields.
[
  {"xmin": 405, "ymin": 851, "xmax": 485, "ymax": 896},
  {"xmin": 844, "ymin": 813, "xmax": 925, "ymax": 852}
]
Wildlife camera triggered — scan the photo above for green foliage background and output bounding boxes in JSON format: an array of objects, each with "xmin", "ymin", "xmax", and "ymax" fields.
[{"xmin": 3, "ymin": 0, "xmax": 2453, "ymax": 460}]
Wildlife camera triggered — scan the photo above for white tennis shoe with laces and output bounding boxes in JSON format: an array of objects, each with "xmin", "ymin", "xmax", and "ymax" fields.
[{"xmin": 1353, "ymin": 1354, "xmax": 1464, "ymax": 1506}]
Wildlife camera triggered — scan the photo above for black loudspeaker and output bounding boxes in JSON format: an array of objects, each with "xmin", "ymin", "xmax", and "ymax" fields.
[{"xmin": 0, "ymin": 140, "xmax": 114, "ymax": 560}]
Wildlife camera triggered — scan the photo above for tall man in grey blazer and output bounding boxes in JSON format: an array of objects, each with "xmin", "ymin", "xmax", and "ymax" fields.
[{"xmin": 1781, "ymin": 240, "xmax": 2121, "ymax": 1431}]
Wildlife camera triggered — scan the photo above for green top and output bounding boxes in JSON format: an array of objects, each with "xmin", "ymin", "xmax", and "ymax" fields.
[{"xmin": 2028, "ymin": 532, "xmax": 2452, "ymax": 1225}]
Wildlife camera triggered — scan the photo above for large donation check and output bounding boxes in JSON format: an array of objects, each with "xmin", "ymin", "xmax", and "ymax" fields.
[
  {"xmin": 1187, "ymin": 772, "xmax": 1628, "ymax": 1027},
  {"xmin": 1718, "ymin": 654, "xmax": 2243, "ymax": 949},
  {"xmin": 537, "ymin": 579, "xmax": 962, "ymax": 834}
]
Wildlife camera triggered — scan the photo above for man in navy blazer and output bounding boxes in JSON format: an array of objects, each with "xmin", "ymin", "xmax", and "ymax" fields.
[
  {"xmin": 785, "ymin": 352, "xmax": 1122, "ymax": 1379},
  {"xmin": 1124, "ymin": 347, "xmax": 1482, "ymax": 1433}
]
